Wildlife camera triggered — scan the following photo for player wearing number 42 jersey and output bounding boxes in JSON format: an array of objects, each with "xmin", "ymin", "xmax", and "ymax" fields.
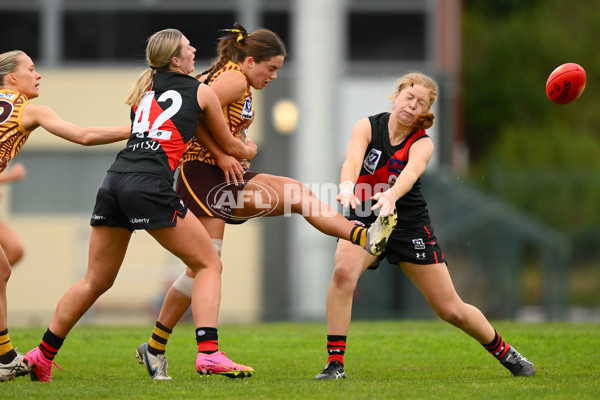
[
  {"xmin": 22, "ymin": 28, "xmax": 258, "ymax": 382},
  {"xmin": 135, "ymin": 22, "xmax": 399, "ymax": 381},
  {"xmin": 109, "ymin": 72, "xmax": 202, "ymax": 182}
]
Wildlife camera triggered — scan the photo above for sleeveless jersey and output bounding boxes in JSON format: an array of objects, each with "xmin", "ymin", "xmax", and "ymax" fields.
[
  {"xmin": 109, "ymin": 72, "xmax": 201, "ymax": 182},
  {"xmin": 181, "ymin": 61, "xmax": 254, "ymax": 170},
  {"xmin": 356, "ymin": 112, "xmax": 431, "ymax": 227},
  {"xmin": 0, "ymin": 89, "xmax": 33, "ymax": 173}
]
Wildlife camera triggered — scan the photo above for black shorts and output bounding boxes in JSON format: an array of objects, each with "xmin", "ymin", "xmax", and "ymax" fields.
[
  {"xmin": 176, "ymin": 160, "xmax": 259, "ymax": 224},
  {"xmin": 348, "ymin": 212, "xmax": 446, "ymax": 268},
  {"xmin": 90, "ymin": 171, "xmax": 188, "ymax": 232}
]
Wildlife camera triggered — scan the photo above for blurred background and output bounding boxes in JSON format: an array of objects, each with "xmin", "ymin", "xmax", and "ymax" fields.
[{"xmin": 1, "ymin": 0, "xmax": 598, "ymax": 326}]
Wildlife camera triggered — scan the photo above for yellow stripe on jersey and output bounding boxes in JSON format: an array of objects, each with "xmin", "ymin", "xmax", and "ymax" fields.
[
  {"xmin": 182, "ymin": 61, "xmax": 254, "ymax": 166},
  {"xmin": 0, "ymin": 89, "xmax": 32, "ymax": 172}
]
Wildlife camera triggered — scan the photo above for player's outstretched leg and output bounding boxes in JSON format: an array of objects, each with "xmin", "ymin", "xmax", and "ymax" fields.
[
  {"xmin": 364, "ymin": 210, "xmax": 397, "ymax": 255},
  {"xmin": 136, "ymin": 342, "xmax": 172, "ymax": 380},
  {"xmin": 195, "ymin": 351, "xmax": 254, "ymax": 379}
]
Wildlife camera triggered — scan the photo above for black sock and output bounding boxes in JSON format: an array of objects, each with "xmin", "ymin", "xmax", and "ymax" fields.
[
  {"xmin": 483, "ymin": 330, "xmax": 510, "ymax": 359},
  {"xmin": 326, "ymin": 335, "xmax": 346, "ymax": 365},
  {"xmin": 196, "ymin": 327, "xmax": 218, "ymax": 354},
  {"xmin": 39, "ymin": 328, "xmax": 65, "ymax": 361},
  {"xmin": 0, "ymin": 329, "xmax": 17, "ymax": 363}
]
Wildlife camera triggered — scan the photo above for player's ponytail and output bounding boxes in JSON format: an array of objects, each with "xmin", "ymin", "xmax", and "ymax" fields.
[
  {"xmin": 414, "ymin": 112, "xmax": 435, "ymax": 130},
  {"xmin": 203, "ymin": 23, "xmax": 286, "ymax": 83},
  {"xmin": 126, "ymin": 29, "xmax": 183, "ymax": 106},
  {"xmin": 0, "ymin": 50, "xmax": 25, "ymax": 87},
  {"xmin": 125, "ymin": 69, "xmax": 154, "ymax": 107},
  {"xmin": 203, "ymin": 23, "xmax": 248, "ymax": 82}
]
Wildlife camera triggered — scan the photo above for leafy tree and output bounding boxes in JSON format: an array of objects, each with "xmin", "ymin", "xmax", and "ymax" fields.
[{"xmin": 463, "ymin": 0, "xmax": 600, "ymax": 233}]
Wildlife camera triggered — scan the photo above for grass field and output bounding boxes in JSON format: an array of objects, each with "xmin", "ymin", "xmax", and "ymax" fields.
[{"xmin": 3, "ymin": 321, "xmax": 599, "ymax": 399}]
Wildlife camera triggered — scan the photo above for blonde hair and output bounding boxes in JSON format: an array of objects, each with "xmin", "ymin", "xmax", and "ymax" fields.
[
  {"xmin": 125, "ymin": 29, "xmax": 184, "ymax": 107},
  {"xmin": 395, "ymin": 72, "xmax": 438, "ymax": 130},
  {"xmin": 0, "ymin": 50, "xmax": 25, "ymax": 87}
]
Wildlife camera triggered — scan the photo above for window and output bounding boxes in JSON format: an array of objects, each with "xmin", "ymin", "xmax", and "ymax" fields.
[
  {"xmin": 0, "ymin": 12, "xmax": 40, "ymax": 58},
  {"xmin": 348, "ymin": 11, "xmax": 426, "ymax": 61},
  {"xmin": 63, "ymin": 11, "xmax": 235, "ymax": 62},
  {"xmin": 263, "ymin": 11, "xmax": 291, "ymax": 59}
]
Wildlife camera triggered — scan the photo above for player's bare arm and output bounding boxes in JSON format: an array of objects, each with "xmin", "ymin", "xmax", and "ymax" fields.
[
  {"xmin": 196, "ymin": 84, "xmax": 257, "ymax": 160},
  {"xmin": 209, "ymin": 70, "xmax": 248, "ymax": 107},
  {"xmin": 337, "ymin": 118, "xmax": 371, "ymax": 208},
  {"xmin": 193, "ymin": 120, "xmax": 245, "ymax": 184},
  {"xmin": 373, "ymin": 137, "xmax": 433, "ymax": 215},
  {"xmin": 22, "ymin": 103, "xmax": 130, "ymax": 145}
]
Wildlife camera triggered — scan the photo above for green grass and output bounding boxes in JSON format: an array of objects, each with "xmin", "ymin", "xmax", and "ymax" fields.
[{"xmin": 4, "ymin": 321, "xmax": 600, "ymax": 399}]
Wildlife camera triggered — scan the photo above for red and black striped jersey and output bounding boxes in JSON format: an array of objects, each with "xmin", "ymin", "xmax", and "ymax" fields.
[
  {"xmin": 355, "ymin": 112, "xmax": 431, "ymax": 227},
  {"xmin": 109, "ymin": 72, "xmax": 201, "ymax": 182}
]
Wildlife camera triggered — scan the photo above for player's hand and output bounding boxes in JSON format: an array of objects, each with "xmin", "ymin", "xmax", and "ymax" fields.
[
  {"xmin": 245, "ymin": 139, "xmax": 258, "ymax": 161},
  {"xmin": 216, "ymin": 154, "xmax": 244, "ymax": 185},
  {"xmin": 336, "ymin": 181, "xmax": 360, "ymax": 209},
  {"xmin": 3, "ymin": 162, "xmax": 27, "ymax": 181},
  {"xmin": 0, "ymin": 162, "xmax": 27, "ymax": 188},
  {"xmin": 336, "ymin": 192, "xmax": 360, "ymax": 209},
  {"xmin": 371, "ymin": 190, "xmax": 397, "ymax": 216}
]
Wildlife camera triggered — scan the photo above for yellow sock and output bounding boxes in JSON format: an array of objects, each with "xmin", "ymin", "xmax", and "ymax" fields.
[
  {"xmin": 0, "ymin": 329, "xmax": 14, "ymax": 357},
  {"xmin": 350, "ymin": 226, "xmax": 367, "ymax": 247},
  {"xmin": 148, "ymin": 322, "xmax": 172, "ymax": 355}
]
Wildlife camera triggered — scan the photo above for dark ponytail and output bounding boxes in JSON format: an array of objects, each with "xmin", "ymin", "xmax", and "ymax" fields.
[{"xmin": 203, "ymin": 22, "xmax": 286, "ymax": 82}]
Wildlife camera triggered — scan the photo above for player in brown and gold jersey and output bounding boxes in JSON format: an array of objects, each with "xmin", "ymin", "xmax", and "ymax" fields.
[
  {"xmin": 0, "ymin": 50, "xmax": 130, "ymax": 382},
  {"xmin": 0, "ymin": 90, "xmax": 31, "ymax": 173},
  {"xmin": 183, "ymin": 60, "xmax": 255, "ymax": 171},
  {"xmin": 0, "ymin": 162, "xmax": 26, "ymax": 267},
  {"xmin": 136, "ymin": 23, "xmax": 397, "ymax": 380}
]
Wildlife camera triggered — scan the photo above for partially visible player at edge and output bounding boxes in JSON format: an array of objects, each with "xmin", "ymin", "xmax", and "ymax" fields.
[
  {"xmin": 315, "ymin": 72, "xmax": 535, "ymax": 379},
  {"xmin": 135, "ymin": 22, "xmax": 397, "ymax": 380},
  {"xmin": 20, "ymin": 28, "xmax": 258, "ymax": 382},
  {"xmin": 0, "ymin": 49, "xmax": 130, "ymax": 382},
  {"xmin": 0, "ymin": 162, "xmax": 27, "ymax": 267}
]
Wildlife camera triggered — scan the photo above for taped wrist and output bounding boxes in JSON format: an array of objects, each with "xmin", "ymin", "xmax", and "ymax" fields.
[{"xmin": 339, "ymin": 180, "xmax": 355, "ymax": 194}]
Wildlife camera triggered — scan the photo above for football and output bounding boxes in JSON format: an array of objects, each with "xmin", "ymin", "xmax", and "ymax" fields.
[{"xmin": 545, "ymin": 63, "xmax": 586, "ymax": 105}]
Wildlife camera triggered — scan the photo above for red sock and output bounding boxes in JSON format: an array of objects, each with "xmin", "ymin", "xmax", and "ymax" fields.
[
  {"xmin": 326, "ymin": 335, "xmax": 346, "ymax": 364},
  {"xmin": 483, "ymin": 330, "xmax": 510, "ymax": 359},
  {"xmin": 39, "ymin": 329, "xmax": 64, "ymax": 361},
  {"xmin": 195, "ymin": 327, "xmax": 218, "ymax": 354}
]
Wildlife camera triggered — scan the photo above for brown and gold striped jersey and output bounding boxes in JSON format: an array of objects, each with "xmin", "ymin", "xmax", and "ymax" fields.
[
  {"xmin": 0, "ymin": 89, "xmax": 32, "ymax": 173},
  {"xmin": 182, "ymin": 61, "xmax": 254, "ymax": 169}
]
